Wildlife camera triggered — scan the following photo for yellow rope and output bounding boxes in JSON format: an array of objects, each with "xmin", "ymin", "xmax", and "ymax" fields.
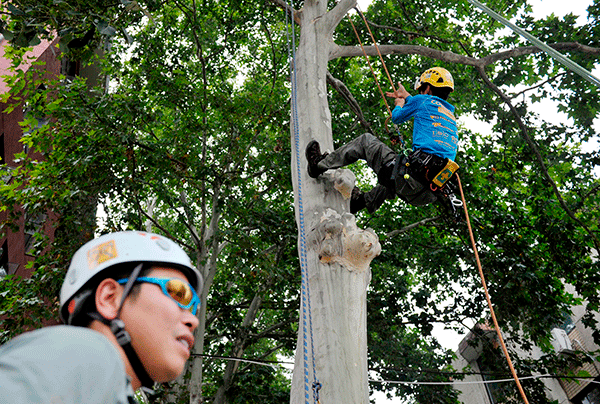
[
  {"xmin": 456, "ymin": 173, "xmax": 530, "ymax": 404},
  {"xmin": 347, "ymin": 13, "xmax": 393, "ymax": 119},
  {"xmin": 355, "ymin": 6, "xmax": 396, "ymax": 94},
  {"xmin": 347, "ymin": 8, "xmax": 403, "ymax": 140}
]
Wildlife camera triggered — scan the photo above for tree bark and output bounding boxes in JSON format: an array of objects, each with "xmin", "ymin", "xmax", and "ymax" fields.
[{"xmin": 289, "ymin": 1, "xmax": 381, "ymax": 403}]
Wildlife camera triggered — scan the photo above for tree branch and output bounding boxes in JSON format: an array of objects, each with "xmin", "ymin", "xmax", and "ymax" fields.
[
  {"xmin": 265, "ymin": 0, "xmax": 301, "ymax": 25},
  {"xmin": 385, "ymin": 216, "xmax": 441, "ymax": 238},
  {"xmin": 481, "ymin": 42, "xmax": 600, "ymax": 66},
  {"xmin": 325, "ymin": 0, "xmax": 356, "ymax": 34},
  {"xmin": 510, "ymin": 73, "xmax": 567, "ymax": 99},
  {"xmin": 363, "ymin": 19, "xmax": 471, "ymax": 53},
  {"xmin": 329, "ymin": 42, "xmax": 600, "ymax": 69},
  {"xmin": 476, "ymin": 65, "xmax": 600, "ymax": 253},
  {"xmin": 330, "ymin": 43, "xmax": 480, "ymax": 64},
  {"xmin": 326, "ymin": 71, "xmax": 371, "ymax": 132}
]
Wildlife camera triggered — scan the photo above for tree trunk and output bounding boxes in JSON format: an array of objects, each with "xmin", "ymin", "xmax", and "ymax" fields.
[
  {"xmin": 289, "ymin": 1, "xmax": 381, "ymax": 403},
  {"xmin": 190, "ymin": 186, "xmax": 224, "ymax": 404}
]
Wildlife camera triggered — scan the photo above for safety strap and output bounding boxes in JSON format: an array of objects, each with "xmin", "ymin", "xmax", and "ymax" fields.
[
  {"xmin": 88, "ymin": 263, "xmax": 155, "ymax": 392},
  {"xmin": 88, "ymin": 312, "xmax": 155, "ymax": 392}
]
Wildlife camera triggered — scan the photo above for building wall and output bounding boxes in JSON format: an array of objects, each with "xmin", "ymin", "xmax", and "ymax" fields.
[
  {"xmin": 0, "ymin": 36, "xmax": 61, "ymax": 278},
  {"xmin": 452, "ymin": 293, "xmax": 600, "ymax": 404}
]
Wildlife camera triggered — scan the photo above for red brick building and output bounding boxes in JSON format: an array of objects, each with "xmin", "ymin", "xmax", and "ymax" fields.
[{"xmin": 0, "ymin": 36, "xmax": 61, "ymax": 279}]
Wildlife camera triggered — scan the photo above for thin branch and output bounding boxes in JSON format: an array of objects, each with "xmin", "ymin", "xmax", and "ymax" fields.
[
  {"xmin": 385, "ymin": 216, "xmax": 440, "ymax": 238},
  {"xmin": 581, "ymin": 181, "xmax": 600, "ymax": 205},
  {"xmin": 326, "ymin": 71, "xmax": 371, "ymax": 132},
  {"xmin": 481, "ymin": 42, "xmax": 600, "ymax": 66},
  {"xmin": 265, "ymin": 0, "xmax": 301, "ymax": 25},
  {"xmin": 476, "ymin": 65, "xmax": 600, "ymax": 253},
  {"xmin": 510, "ymin": 73, "xmax": 567, "ymax": 99},
  {"xmin": 364, "ymin": 19, "xmax": 471, "ymax": 53}
]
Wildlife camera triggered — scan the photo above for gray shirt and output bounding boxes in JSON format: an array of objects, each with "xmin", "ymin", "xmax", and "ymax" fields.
[{"xmin": 0, "ymin": 325, "xmax": 136, "ymax": 403}]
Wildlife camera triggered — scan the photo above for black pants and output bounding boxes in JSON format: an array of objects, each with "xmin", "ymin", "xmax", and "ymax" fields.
[{"xmin": 317, "ymin": 133, "xmax": 438, "ymax": 212}]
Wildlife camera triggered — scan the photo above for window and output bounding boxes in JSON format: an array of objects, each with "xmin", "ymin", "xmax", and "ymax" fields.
[
  {"xmin": 0, "ymin": 239, "xmax": 8, "ymax": 278},
  {"xmin": 478, "ymin": 357, "xmax": 513, "ymax": 404},
  {"xmin": 24, "ymin": 212, "xmax": 46, "ymax": 255},
  {"xmin": 0, "ymin": 132, "xmax": 4, "ymax": 164},
  {"xmin": 558, "ymin": 311, "xmax": 576, "ymax": 334},
  {"xmin": 580, "ymin": 384, "xmax": 600, "ymax": 404},
  {"xmin": 475, "ymin": 342, "xmax": 522, "ymax": 404},
  {"xmin": 61, "ymin": 59, "xmax": 80, "ymax": 81}
]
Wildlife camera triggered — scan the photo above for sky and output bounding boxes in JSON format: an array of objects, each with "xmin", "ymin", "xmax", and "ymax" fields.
[{"xmin": 361, "ymin": 0, "xmax": 597, "ymax": 401}]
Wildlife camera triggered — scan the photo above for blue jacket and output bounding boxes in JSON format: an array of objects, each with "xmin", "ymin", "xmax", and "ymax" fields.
[{"xmin": 391, "ymin": 94, "xmax": 458, "ymax": 160}]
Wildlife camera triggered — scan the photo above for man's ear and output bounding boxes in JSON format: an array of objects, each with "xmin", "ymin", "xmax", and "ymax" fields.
[{"xmin": 95, "ymin": 278, "xmax": 123, "ymax": 320}]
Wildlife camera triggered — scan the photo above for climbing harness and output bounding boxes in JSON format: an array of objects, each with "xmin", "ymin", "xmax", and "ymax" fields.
[
  {"xmin": 456, "ymin": 174, "xmax": 530, "ymax": 404},
  {"xmin": 285, "ymin": 2, "xmax": 321, "ymax": 403}
]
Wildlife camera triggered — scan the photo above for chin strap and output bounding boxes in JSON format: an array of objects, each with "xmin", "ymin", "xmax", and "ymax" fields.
[
  {"xmin": 110, "ymin": 317, "xmax": 155, "ymax": 392},
  {"xmin": 88, "ymin": 312, "xmax": 155, "ymax": 392},
  {"xmin": 89, "ymin": 263, "xmax": 155, "ymax": 392}
]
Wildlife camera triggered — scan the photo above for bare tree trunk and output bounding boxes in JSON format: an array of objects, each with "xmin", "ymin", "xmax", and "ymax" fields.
[
  {"xmin": 189, "ymin": 186, "xmax": 225, "ymax": 404},
  {"xmin": 289, "ymin": 1, "xmax": 381, "ymax": 403}
]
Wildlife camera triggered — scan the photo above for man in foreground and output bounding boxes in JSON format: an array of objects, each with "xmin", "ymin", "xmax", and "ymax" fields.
[{"xmin": 0, "ymin": 230, "xmax": 203, "ymax": 403}]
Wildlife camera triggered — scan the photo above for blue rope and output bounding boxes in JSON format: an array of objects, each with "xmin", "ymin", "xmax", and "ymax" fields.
[{"xmin": 285, "ymin": 3, "xmax": 320, "ymax": 404}]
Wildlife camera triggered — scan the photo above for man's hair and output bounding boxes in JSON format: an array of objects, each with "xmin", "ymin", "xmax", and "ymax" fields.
[{"xmin": 420, "ymin": 83, "xmax": 452, "ymax": 100}]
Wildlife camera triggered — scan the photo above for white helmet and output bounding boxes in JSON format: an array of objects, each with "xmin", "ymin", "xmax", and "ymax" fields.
[{"xmin": 59, "ymin": 231, "xmax": 202, "ymax": 323}]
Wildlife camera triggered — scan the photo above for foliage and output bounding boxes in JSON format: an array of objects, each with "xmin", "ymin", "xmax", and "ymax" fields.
[
  {"xmin": 1, "ymin": 0, "xmax": 599, "ymax": 403},
  {"xmin": 0, "ymin": 0, "xmax": 148, "ymax": 59}
]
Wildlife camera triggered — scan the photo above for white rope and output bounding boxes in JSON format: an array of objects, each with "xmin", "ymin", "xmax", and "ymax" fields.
[
  {"xmin": 370, "ymin": 374, "xmax": 544, "ymax": 386},
  {"xmin": 203, "ymin": 355, "xmax": 600, "ymax": 388},
  {"xmin": 370, "ymin": 374, "xmax": 600, "ymax": 386}
]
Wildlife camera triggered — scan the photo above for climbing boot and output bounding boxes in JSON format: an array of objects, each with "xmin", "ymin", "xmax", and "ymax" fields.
[
  {"xmin": 306, "ymin": 140, "xmax": 328, "ymax": 178},
  {"xmin": 350, "ymin": 187, "xmax": 366, "ymax": 214}
]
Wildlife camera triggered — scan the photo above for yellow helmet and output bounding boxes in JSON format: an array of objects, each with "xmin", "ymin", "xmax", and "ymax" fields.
[{"xmin": 414, "ymin": 67, "xmax": 454, "ymax": 91}]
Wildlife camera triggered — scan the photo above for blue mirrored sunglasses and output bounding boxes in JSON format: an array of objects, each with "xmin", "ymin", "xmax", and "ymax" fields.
[{"xmin": 117, "ymin": 276, "xmax": 201, "ymax": 315}]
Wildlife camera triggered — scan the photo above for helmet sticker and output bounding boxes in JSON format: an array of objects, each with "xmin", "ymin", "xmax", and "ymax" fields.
[
  {"xmin": 67, "ymin": 298, "xmax": 77, "ymax": 314},
  {"xmin": 87, "ymin": 240, "xmax": 118, "ymax": 270},
  {"xmin": 155, "ymin": 238, "xmax": 171, "ymax": 251}
]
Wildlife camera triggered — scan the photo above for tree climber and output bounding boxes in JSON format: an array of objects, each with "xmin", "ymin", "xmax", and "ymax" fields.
[
  {"xmin": 0, "ymin": 231, "xmax": 203, "ymax": 403},
  {"xmin": 306, "ymin": 67, "xmax": 463, "ymax": 218}
]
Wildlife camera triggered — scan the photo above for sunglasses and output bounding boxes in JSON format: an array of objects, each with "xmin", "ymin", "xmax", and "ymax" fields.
[{"xmin": 117, "ymin": 276, "xmax": 201, "ymax": 315}]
